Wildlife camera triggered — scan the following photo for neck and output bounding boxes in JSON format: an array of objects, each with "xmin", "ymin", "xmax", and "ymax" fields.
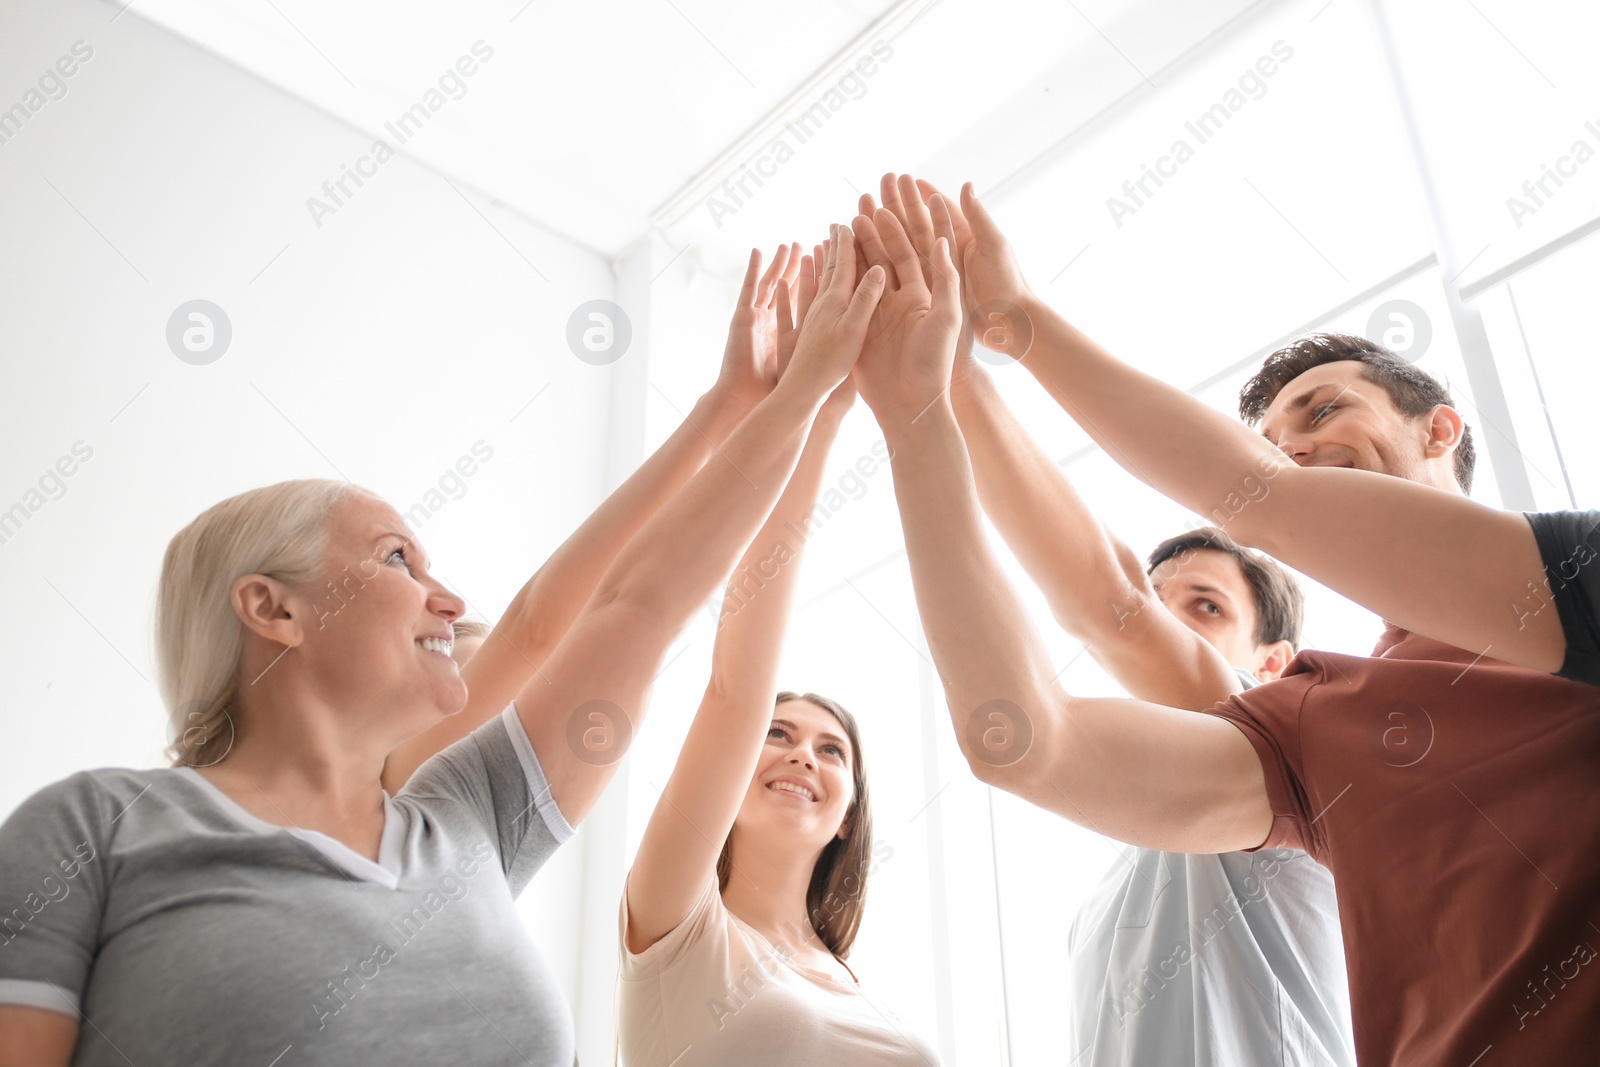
[
  {"xmin": 720, "ymin": 828, "xmax": 829, "ymax": 957},
  {"xmin": 199, "ymin": 670, "xmax": 395, "ymax": 824}
]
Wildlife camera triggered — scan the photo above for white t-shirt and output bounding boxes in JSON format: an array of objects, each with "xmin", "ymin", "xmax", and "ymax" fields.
[
  {"xmin": 1065, "ymin": 672, "xmax": 1354, "ymax": 1066},
  {"xmin": 617, "ymin": 876, "xmax": 941, "ymax": 1066}
]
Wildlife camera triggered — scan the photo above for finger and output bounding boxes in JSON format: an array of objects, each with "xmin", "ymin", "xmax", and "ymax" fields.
[
  {"xmin": 879, "ymin": 172, "xmax": 906, "ymax": 223},
  {"xmin": 897, "ymin": 174, "xmax": 936, "ymax": 260},
  {"xmin": 873, "ymin": 207, "xmax": 924, "ymax": 294},
  {"xmin": 858, "ymin": 193, "xmax": 878, "ymax": 219},
  {"xmin": 776, "ymin": 275, "xmax": 795, "ymax": 335},
  {"xmin": 796, "ymin": 254, "xmax": 818, "ymax": 327},
  {"xmin": 840, "ymin": 264, "xmax": 887, "ymax": 335},
  {"xmin": 835, "ymin": 226, "xmax": 859, "ymax": 291},
  {"xmin": 781, "ymin": 241, "xmax": 803, "ymax": 292},
  {"xmin": 930, "ymin": 195, "xmax": 969, "ymax": 306},
  {"xmin": 737, "ymin": 248, "xmax": 761, "ymax": 308},
  {"xmin": 960, "ymin": 183, "xmax": 1000, "ymax": 248},
  {"xmin": 931, "ymin": 236, "xmax": 961, "ymax": 313},
  {"xmin": 850, "ymin": 213, "xmax": 897, "ymax": 288},
  {"xmin": 921, "ymin": 178, "xmax": 975, "ymax": 252},
  {"xmin": 818, "ymin": 225, "xmax": 839, "ymax": 293},
  {"xmin": 756, "ymin": 243, "xmax": 791, "ymax": 307}
]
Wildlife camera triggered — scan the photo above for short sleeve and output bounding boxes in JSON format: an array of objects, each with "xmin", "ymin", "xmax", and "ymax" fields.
[
  {"xmin": 400, "ymin": 705, "xmax": 573, "ymax": 897},
  {"xmin": 618, "ymin": 875, "xmax": 726, "ymax": 980},
  {"xmin": 1524, "ymin": 510, "xmax": 1600, "ymax": 686},
  {"xmin": 0, "ymin": 772, "xmax": 113, "ymax": 1016},
  {"xmin": 1204, "ymin": 675, "xmax": 1319, "ymax": 855}
]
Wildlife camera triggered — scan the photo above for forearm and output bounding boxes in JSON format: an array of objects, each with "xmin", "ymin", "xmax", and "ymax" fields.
[
  {"xmin": 1018, "ymin": 295, "xmax": 1562, "ymax": 668},
  {"xmin": 951, "ymin": 367, "xmax": 1146, "ymax": 645},
  {"xmin": 879, "ymin": 400, "xmax": 1060, "ymax": 775},
  {"xmin": 707, "ymin": 407, "xmax": 842, "ymax": 696},
  {"xmin": 1018, "ymin": 295, "xmax": 1288, "ymax": 527},
  {"xmin": 601, "ymin": 377, "xmax": 825, "ymax": 637},
  {"xmin": 502, "ymin": 386, "xmax": 752, "ymax": 655}
]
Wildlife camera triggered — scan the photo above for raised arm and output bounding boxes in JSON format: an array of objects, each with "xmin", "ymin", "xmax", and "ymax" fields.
[
  {"xmin": 514, "ymin": 228, "xmax": 885, "ymax": 827},
  {"xmin": 928, "ymin": 178, "xmax": 1562, "ymax": 673},
  {"xmin": 850, "ymin": 196, "xmax": 1270, "ymax": 853},
  {"xmin": 383, "ymin": 246, "xmax": 804, "ymax": 791},
  {"xmin": 625, "ymin": 364, "xmax": 853, "ymax": 953},
  {"xmin": 866, "ymin": 177, "xmax": 1243, "ymax": 709}
]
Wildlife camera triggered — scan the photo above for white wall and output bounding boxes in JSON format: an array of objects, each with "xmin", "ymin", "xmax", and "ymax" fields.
[{"xmin": 0, "ymin": 0, "xmax": 625, "ymax": 1018}]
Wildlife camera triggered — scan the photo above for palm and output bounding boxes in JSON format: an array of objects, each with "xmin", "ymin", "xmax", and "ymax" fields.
[{"xmin": 717, "ymin": 244, "xmax": 801, "ymax": 405}]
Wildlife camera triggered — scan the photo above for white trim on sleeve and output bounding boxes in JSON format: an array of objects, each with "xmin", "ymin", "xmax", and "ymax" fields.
[
  {"xmin": 501, "ymin": 703, "xmax": 576, "ymax": 844},
  {"xmin": 0, "ymin": 977, "xmax": 80, "ymax": 1016}
]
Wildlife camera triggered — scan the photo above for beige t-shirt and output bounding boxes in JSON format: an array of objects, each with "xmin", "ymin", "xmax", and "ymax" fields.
[{"xmin": 617, "ymin": 876, "xmax": 941, "ymax": 1066}]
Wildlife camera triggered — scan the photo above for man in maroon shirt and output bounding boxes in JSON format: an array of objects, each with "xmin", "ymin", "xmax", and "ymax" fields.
[{"xmin": 843, "ymin": 173, "xmax": 1600, "ymax": 1066}]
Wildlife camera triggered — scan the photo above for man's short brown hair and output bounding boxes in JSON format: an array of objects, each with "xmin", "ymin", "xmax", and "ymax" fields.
[
  {"xmin": 1147, "ymin": 526, "xmax": 1306, "ymax": 650},
  {"xmin": 1238, "ymin": 332, "xmax": 1475, "ymax": 493}
]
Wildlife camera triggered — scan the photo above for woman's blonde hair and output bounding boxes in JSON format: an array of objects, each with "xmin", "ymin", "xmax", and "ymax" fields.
[{"xmin": 156, "ymin": 478, "xmax": 366, "ymax": 766}]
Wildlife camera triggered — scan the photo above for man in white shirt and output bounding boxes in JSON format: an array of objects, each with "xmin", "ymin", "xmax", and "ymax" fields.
[{"xmin": 949, "ymin": 347, "xmax": 1353, "ymax": 1066}]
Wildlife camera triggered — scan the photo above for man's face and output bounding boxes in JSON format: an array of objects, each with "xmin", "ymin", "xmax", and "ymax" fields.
[
  {"xmin": 1152, "ymin": 548, "xmax": 1264, "ymax": 675},
  {"xmin": 1258, "ymin": 361, "xmax": 1433, "ymax": 482}
]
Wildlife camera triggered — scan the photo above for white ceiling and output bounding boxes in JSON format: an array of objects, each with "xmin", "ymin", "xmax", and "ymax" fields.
[{"xmin": 113, "ymin": 0, "xmax": 1269, "ymax": 268}]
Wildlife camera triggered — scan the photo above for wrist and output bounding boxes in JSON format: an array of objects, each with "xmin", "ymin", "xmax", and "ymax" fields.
[
  {"xmin": 702, "ymin": 380, "xmax": 762, "ymax": 423},
  {"xmin": 877, "ymin": 392, "xmax": 958, "ymax": 446},
  {"xmin": 949, "ymin": 362, "xmax": 992, "ymax": 414}
]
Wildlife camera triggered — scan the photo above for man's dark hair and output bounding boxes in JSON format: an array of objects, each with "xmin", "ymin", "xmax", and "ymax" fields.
[
  {"xmin": 1147, "ymin": 526, "xmax": 1305, "ymax": 650},
  {"xmin": 1237, "ymin": 332, "xmax": 1475, "ymax": 493}
]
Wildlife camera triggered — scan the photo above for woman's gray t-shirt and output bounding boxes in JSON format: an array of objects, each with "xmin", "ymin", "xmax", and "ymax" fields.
[{"xmin": 0, "ymin": 706, "xmax": 576, "ymax": 1066}]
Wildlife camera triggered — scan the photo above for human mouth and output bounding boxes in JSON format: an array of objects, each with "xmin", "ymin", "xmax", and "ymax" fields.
[
  {"xmin": 767, "ymin": 779, "xmax": 816, "ymax": 802},
  {"xmin": 417, "ymin": 634, "xmax": 454, "ymax": 658}
]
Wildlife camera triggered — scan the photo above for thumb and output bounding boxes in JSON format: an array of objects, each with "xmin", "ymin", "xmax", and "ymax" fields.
[
  {"xmin": 931, "ymin": 237, "xmax": 961, "ymax": 314},
  {"xmin": 838, "ymin": 264, "xmax": 887, "ymax": 336},
  {"xmin": 961, "ymin": 182, "xmax": 1003, "ymax": 247}
]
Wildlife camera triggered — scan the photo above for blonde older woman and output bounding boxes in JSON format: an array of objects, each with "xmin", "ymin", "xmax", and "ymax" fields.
[{"xmin": 0, "ymin": 228, "xmax": 886, "ymax": 1066}]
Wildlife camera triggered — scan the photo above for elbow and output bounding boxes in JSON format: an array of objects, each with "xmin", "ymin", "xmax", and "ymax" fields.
[{"xmin": 955, "ymin": 693, "xmax": 1056, "ymax": 792}]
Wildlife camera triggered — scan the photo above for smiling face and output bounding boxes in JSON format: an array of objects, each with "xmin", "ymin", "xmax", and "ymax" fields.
[
  {"xmin": 733, "ymin": 698, "xmax": 857, "ymax": 855},
  {"xmin": 1257, "ymin": 361, "xmax": 1455, "ymax": 486},
  {"xmin": 286, "ymin": 493, "xmax": 468, "ymax": 739}
]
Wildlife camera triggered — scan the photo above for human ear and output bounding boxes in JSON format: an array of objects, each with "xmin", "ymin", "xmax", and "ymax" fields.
[
  {"xmin": 1255, "ymin": 639, "xmax": 1296, "ymax": 682},
  {"xmin": 1422, "ymin": 404, "xmax": 1465, "ymax": 458},
  {"xmin": 231, "ymin": 573, "xmax": 309, "ymax": 647}
]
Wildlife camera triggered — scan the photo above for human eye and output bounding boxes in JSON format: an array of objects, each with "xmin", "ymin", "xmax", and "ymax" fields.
[
  {"xmin": 1198, "ymin": 600, "xmax": 1221, "ymax": 616},
  {"xmin": 1310, "ymin": 403, "xmax": 1338, "ymax": 425},
  {"xmin": 384, "ymin": 545, "xmax": 414, "ymax": 573},
  {"xmin": 766, "ymin": 725, "xmax": 788, "ymax": 742},
  {"xmin": 823, "ymin": 742, "xmax": 845, "ymax": 759}
]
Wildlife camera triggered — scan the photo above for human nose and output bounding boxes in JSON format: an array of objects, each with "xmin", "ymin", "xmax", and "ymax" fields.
[{"xmin": 425, "ymin": 576, "xmax": 465, "ymax": 623}]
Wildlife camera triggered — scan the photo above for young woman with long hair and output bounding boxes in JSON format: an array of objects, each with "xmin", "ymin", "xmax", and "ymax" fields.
[{"xmin": 618, "ymin": 260, "xmax": 939, "ymax": 1065}]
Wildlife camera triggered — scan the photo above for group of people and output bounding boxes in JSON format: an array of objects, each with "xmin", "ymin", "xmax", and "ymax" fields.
[{"xmin": 1, "ymin": 174, "xmax": 1596, "ymax": 1067}]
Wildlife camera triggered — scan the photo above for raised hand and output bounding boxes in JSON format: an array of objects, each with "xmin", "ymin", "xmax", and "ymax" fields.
[
  {"xmin": 848, "ymin": 183, "xmax": 963, "ymax": 424},
  {"xmin": 780, "ymin": 225, "xmax": 887, "ymax": 401},
  {"xmin": 715, "ymin": 243, "xmax": 802, "ymax": 408},
  {"xmin": 901, "ymin": 177, "xmax": 1034, "ymax": 365}
]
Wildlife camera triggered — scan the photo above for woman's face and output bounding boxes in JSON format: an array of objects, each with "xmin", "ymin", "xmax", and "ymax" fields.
[
  {"xmin": 286, "ymin": 493, "xmax": 467, "ymax": 732},
  {"xmin": 734, "ymin": 699, "xmax": 856, "ymax": 854}
]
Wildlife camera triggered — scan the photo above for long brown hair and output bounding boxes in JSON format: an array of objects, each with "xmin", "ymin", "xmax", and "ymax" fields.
[{"xmin": 716, "ymin": 691, "xmax": 873, "ymax": 958}]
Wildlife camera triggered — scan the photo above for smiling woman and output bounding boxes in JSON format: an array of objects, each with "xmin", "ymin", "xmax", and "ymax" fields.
[{"xmin": 0, "ymin": 230, "xmax": 888, "ymax": 1066}]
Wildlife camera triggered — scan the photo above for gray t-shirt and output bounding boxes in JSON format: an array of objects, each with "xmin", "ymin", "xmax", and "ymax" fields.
[
  {"xmin": 0, "ymin": 706, "xmax": 576, "ymax": 1066},
  {"xmin": 1065, "ymin": 670, "xmax": 1355, "ymax": 1067}
]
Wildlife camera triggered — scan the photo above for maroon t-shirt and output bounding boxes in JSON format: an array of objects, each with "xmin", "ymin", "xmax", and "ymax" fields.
[{"xmin": 1209, "ymin": 626, "xmax": 1600, "ymax": 1067}]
